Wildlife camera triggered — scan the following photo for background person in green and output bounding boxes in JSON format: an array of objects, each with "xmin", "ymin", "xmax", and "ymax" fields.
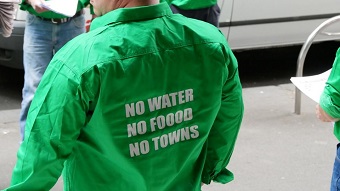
[
  {"xmin": 316, "ymin": 48, "xmax": 340, "ymax": 191},
  {"xmin": 18, "ymin": 0, "xmax": 91, "ymax": 142},
  {"xmin": 3, "ymin": 0, "xmax": 243, "ymax": 190},
  {"xmin": 163, "ymin": 0, "xmax": 220, "ymax": 27}
]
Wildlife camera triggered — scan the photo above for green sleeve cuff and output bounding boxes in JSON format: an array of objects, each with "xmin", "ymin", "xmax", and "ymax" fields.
[
  {"xmin": 213, "ymin": 168, "xmax": 234, "ymax": 184},
  {"xmin": 202, "ymin": 168, "xmax": 234, "ymax": 184},
  {"xmin": 320, "ymin": 92, "xmax": 340, "ymax": 119}
]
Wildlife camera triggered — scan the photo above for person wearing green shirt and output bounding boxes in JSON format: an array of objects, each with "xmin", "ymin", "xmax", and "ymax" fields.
[
  {"xmin": 3, "ymin": 0, "xmax": 243, "ymax": 190},
  {"xmin": 163, "ymin": 0, "xmax": 220, "ymax": 27},
  {"xmin": 316, "ymin": 48, "xmax": 340, "ymax": 191},
  {"xmin": 19, "ymin": 0, "xmax": 91, "ymax": 142}
]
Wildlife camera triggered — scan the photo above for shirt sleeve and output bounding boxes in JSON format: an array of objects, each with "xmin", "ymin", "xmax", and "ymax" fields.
[
  {"xmin": 201, "ymin": 45, "xmax": 244, "ymax": 184},
  {"xmin": 3, "ymin": 59, "xmax": 90, "ymax": 191},
  {"xmin": 320, "ymin": 48, "xmax": 340, "ymax": 119}
]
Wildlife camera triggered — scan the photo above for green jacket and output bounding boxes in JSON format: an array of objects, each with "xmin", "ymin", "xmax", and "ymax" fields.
[
  {"xmin": 20, "ymin": 0, "xmax": 90, "ymax": 18},
  {"xmin": 4, "ymin": 3, "xmax": 243, "ymax": 191},
  {"xmin": 162, "ymin": 0, "xmax": 218, "ymax": 10},
  {"xmin": 320, "ymin": 48, "xmax": 340, "ymax": 141}
]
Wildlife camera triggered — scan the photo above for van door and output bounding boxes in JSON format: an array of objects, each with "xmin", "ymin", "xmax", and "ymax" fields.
[
  {"xmin": 224, "ymin": 0, "xmax": 340, "ymax": 50},
  {"xmin": 217, "ymin": 0, "xmax": 233, "ymax": 42}
]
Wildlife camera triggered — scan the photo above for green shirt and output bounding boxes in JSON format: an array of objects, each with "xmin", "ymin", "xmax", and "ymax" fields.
[
  {"xmin": 320, "ymin": 48, "xmax": 340, "ymax": 141},
  {"xmin": 163, "ymin": 0, "xmax": 218, "ymax": 10},
  {"xmin": 20, "ymin": 0, "xmax": 90, "ymax": 18},
  {"xmin": 4, "ymin": 3, "xmax": 243, "ymax": 191}
]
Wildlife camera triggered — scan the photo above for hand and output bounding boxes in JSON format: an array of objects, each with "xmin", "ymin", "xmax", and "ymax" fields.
[
  {"xmin": 315, "ymin": 104, "xmax": 340, "ymax": 122},
  {"xmin": 27, "ymin": 0, "xmax": 49, "ymax": 13}
]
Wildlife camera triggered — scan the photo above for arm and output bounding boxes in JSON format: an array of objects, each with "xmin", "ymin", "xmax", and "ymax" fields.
[
  {"xmin": 24, "ymin": 0, "xmax": 49, "ymax": 13},
  {"xmin": 4, "ymin": 59, "xmax": 89, "ymax": 190},
  {"xmin": 316, "ymin": 104, "xmax": 339, "ymax": 122},
  {"xmin": 318, "ymin": 48, "xmax": 340, "ymax": 122},
  {"xmin": 201, "ymin": 46, "xmax": 244, "ymax": 184}
]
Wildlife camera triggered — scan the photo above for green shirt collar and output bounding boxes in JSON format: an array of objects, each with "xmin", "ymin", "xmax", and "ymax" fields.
[{"xmin": 90, "ymin": 2, "xmax": 172, "ymax": 31}]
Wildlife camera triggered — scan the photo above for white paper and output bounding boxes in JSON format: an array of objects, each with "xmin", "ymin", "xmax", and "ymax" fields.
[
  {"xmin": 0, "ymin": 0, "xmax": 19, "ymax": 2},
  {"xmin": 290, "ymin": 69, "xmax": 331, "ymax": 103},
  {"xmin": 40, "ymin": 0, "xmax": 78, "ymax": 17}
]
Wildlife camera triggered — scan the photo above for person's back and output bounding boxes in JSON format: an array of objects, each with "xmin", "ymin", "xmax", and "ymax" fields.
[{"xmin": 4, "ymin": 2, "xmax": 243, "ymax": 191}]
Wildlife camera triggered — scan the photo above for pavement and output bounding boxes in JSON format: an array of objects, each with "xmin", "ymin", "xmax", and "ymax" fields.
[{"xmin": 0, "ymin": 83, "xmax": 338, "ymax": 191}]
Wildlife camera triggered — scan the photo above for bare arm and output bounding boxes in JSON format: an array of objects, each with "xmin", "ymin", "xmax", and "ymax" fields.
[
  {"xmin": 315, "ymin": 104, "xmax": 340, "ymax": 122},
  {"xmin": 26, "ymin": 0, "xmax": 49, "ymax": 13}
]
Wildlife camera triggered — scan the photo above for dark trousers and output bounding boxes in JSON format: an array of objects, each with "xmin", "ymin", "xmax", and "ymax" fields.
[{"xmin": 170, "ymin": 4, "xmax": 221, "ymax": 27}]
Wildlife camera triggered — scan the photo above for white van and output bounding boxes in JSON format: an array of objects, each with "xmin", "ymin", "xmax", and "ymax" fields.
[
  {"xmin": 1, "ymin": 1, "xmax": 340, "ymax": 68},
  {"xmin": 218, "ymin": 0, "xmax": 340, "ymax": 50}
]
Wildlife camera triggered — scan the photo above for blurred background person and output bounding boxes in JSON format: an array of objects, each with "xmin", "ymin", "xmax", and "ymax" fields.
[
  {"xmin": 19, "ymin": 0, "xmax": 91, "ymax": 141},
  {"xmin": 163, "ymin": 0, "xmax": 220, "ymax": 27}
]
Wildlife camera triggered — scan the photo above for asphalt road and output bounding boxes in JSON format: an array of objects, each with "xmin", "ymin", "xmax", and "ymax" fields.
[
  {"xmin": 0, "ymin": 84, "xmax": 337, "ymax": 191},
  {"xmin": 0, "ymin": 66, "xmax": 23, "ymax": 110}
]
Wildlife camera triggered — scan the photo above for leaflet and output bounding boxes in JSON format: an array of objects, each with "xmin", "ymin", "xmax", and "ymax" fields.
[
  {"xmin": 39, "ymin": 0, "xmax": 78, "ymax": 17},
  {"xmin": 0, "ymin": 0, "xmax": 19, "ymax": 2},
  {"xmin": 290, "ymin": 69, "xmax": 331, "ymax": 103}
]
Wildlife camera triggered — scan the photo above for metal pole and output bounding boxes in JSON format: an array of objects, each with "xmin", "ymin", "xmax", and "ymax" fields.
[{"xmin": 294, "ymin": 15, "xmax": 340, "ymax": 114}]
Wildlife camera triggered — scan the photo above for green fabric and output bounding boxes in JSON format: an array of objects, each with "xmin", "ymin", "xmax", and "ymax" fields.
[
  {"xmin": 3, "ymin": 3, "xmax": 243, "ymax": 191},
  {"xmin": 162, "ymin": 0, "xmax": 217, "ymax": 10},
  {"xmin": 20, "ymin": 0, "xmax": 90, "ymax": 18},
  {"xmin": 320, "ymin": 48, "xmax": 340, "ymax": 141}
]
